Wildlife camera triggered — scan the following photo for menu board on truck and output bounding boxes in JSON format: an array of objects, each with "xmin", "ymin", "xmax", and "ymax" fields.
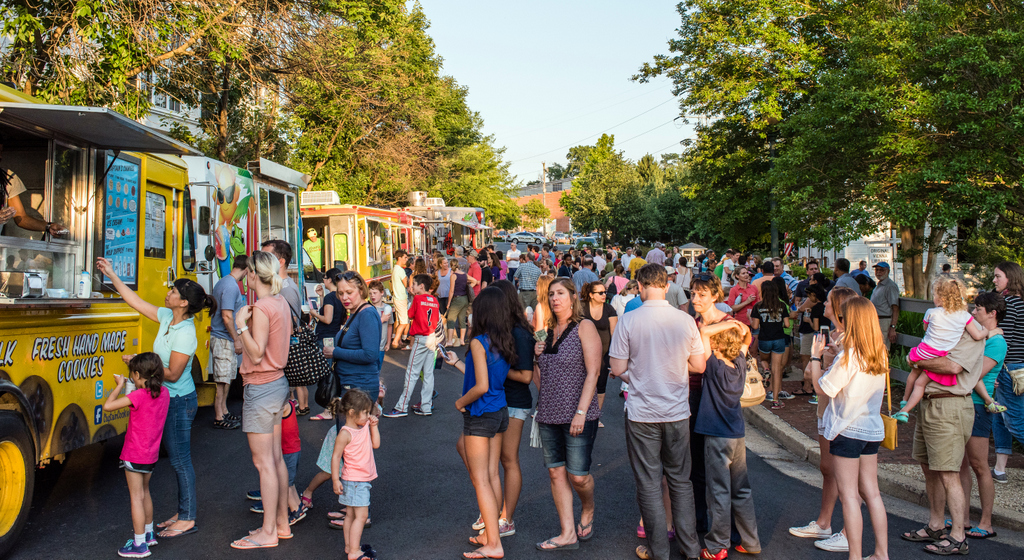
[{"xmin": 101, "ymin": 153, "xmax": 141, "ymax": 287}]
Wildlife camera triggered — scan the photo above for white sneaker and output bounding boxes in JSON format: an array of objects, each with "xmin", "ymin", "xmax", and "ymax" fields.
[
  {"xmin": 814, "ymin": 532, "xmax": 849, "ymax": 552},
  {"xmin": 767, "ymin": 391, "xmax": 774, "ymax": 402},
  {"xmin": 789, "ymin": 520, "xmax": 831, "ymax": 539}
]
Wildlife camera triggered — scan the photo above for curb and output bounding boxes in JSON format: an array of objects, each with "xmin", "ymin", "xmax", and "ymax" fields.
[{"xmin": 743, "ymin": 405, "xmax": 1024, "ymax": 533}]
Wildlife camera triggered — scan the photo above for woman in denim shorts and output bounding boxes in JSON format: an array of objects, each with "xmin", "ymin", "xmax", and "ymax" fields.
[
  {"xmin": 534, "ymin": 278, "xmax": 603, "ymax": 551},
  {"xmin": 446, "ymin": 288, "xmax": 529, "ymax": 560},
  {"xmin": 810, "ymin": 297, "xmax": 890, "ymax": 560},
  {"xmin": 751, "ymin": 280, "xmax": 792, "ymax": 409}
]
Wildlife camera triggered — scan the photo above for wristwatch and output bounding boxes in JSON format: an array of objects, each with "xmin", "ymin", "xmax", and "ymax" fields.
[
  {"xmin": 236, "ymin": 325, "xmax": 249, "ymax": 335},
  {"xmin": 811, "ymin": 356, "xmax": 823, "ymax": 363},
  {"xmin": 576, "ymin": 409, "xmax": 585, "ymax": 416}
]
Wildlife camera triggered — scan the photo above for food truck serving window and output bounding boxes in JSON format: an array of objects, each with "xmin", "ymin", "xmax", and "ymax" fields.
[{"xmin": 0, "ymin": 123, "xmax": 87, "ymax": 297}]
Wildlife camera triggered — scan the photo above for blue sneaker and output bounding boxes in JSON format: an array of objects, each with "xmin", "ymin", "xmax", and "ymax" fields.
[
  {"xmin": 808, "ymin": 395, "xmax": 818, "ymax": 405},
  {"xmin": 145, "ymin": 532, "xmax": 157, "ymax": 546},
  {"xmin": 118, "ymin": 539, "xmax": 151, "ymax": 558},
  {"xmin": 382, "ymin": 408, "xmax": 407, "ymax": 418},
  {"xmin": 250, "ymin": 500, "xmax": 264, "ymax": 513},
  {"xmin": 246, "ymin": 489, "xmax": 261, "ymax": 501}
]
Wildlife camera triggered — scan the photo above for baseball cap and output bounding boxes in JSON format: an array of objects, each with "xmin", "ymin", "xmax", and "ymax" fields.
[
  {"xmin": 469, "ymin": 250, "xmax": 479, "ymax": 257},
  {"xmin": 665, "ymin": 266, "xmax": 677, "ymax": 274},
  {"xmin": 873, "ymin": 262, "xmax": 890, "ymax": 269}
]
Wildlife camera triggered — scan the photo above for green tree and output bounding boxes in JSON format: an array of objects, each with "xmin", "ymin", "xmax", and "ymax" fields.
[
  {"xmin": 520, "ymin": 199, "xmax": 551, "ymax": 230},
  {"xmin": 559, "ymin": 135, "xmax": 638, "ymax": 237}
]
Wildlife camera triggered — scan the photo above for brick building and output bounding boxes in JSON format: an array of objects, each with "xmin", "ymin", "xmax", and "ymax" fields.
[{"xmin": 514, "ymin": 187, "xmax": 571, "ymax": 232}]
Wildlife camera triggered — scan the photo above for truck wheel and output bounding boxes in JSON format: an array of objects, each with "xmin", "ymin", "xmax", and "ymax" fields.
[{"xmin": 0, "ymin": 412, "xmax": 34, "ymax": 557}]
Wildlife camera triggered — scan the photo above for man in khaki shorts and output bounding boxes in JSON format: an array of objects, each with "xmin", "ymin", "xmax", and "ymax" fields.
[
  {"xmin": 209, "ymin": 255, "xmax": 248, "ymax": 429},
  {"xmin": 901, "ymin": 330, "xmax": 985, "ymax": 555}
]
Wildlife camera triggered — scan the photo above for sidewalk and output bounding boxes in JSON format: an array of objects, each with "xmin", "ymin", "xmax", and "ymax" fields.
[{"xmin": 745, "ymin": 384, "xmax": 1024, "ymax": 531}]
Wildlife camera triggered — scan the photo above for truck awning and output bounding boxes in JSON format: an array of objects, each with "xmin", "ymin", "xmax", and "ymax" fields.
[{"xmin": 0, "ymin": 103, "xmax": 201, "ymax": 155}]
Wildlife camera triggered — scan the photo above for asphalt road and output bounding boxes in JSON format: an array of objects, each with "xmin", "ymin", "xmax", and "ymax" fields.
[{"xmin": 10, "ymin": 348, "xmax": 1024, "ymax": 559}]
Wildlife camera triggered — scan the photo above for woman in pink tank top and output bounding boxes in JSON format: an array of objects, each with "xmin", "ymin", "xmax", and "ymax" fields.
[{"xmin": 230, "ymin": 251, "xmax": 292, "ymax": 549}]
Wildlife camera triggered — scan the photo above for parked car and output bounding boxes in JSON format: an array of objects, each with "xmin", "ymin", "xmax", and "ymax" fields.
[
  {"xmin": 575, "ymin": 236, "xmax": 599, "ymax": 249},
  {"xmin": 508, "ymin": 231, "xmax": 545, "ymax": 244},
  {"xmin": 553, "ymin": 232, "xmax": 570, "ymax": 244}
]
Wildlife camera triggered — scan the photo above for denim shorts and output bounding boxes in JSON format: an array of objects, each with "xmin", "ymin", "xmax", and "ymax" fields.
[
  {"xmin": 971, "ymin": 403, "xmax": 994, "ymax": 438},
  {"xmin": 508, "ymin": 406, "xmax": 532, "ymax": 422},
  {"xmin": 758, "ymin": 338, "xmax": 788, "ymax": 355},
  {"xmin": 338, "ymin": 480, "xmax": 372, "ymax": 508},
  {"xmin": 539, "ymin": 420, "xmax": 599, "ymax": 476},
  {"xmin": 829, "ymin": 433, "xmax": 881, "ymax": 458},
  {"xmin": 463, "ymin": 408, "xmax": 509, "ymax": 438},
  {"xmin": 284, "ymin": 451, "xmax": 300, "ymax": 487}
]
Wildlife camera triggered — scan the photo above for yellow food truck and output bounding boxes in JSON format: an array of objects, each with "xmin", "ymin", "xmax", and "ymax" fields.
[
  {"xmin": 0, "ymin": 90, "xmax": 305, "ymax": 555},
  {"xmin": 299, "ymin": 192, "xmax": 405, "ymax": 292}
]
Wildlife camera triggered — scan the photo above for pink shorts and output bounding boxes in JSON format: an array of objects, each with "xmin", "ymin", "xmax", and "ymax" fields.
[{"xmin": 909, "ymin": 343, "xmax": 957, "ymax": 386}]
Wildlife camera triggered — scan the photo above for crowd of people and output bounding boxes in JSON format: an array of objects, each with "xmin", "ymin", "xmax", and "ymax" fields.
[{"xmin": 98, "ymin": 236, "xmax": 1024, "ymax": 560}]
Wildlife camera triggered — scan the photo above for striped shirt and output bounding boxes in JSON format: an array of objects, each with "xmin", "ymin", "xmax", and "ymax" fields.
[
  {"xmin": 999, "ymin": 294, "xmax": 1024, "ymax": 364},
  {"xmin": 514, "ymin": 261, "xmax": 541, "ymax": 290}
]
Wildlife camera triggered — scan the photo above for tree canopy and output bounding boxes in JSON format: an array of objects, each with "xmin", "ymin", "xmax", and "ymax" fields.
[{"xmin": 0, "ymin": 0, "xmax": 521, "ymax": 228}]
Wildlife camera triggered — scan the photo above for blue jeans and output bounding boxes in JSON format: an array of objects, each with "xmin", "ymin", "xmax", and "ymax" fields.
[
  {"xmin": 163, "ymin": 391, "xmax": 198, "ymax": 521},
  {"xmin": 538, "ymin": 420, "xmax": 598, "ymax": 476},
  {"xmin": 994, "ymin": 364, "xmax": 1024, "ymax": 455}
]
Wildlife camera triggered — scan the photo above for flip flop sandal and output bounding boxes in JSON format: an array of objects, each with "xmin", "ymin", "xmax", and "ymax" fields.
[
  {"xmin": 230, "ymin": 536, "xmax": 278, "ymax": 549},
  {"xmin": 462, "ymin": 552, "xmax": 504, "ymax": 559},
  {"xmin": 249, "ymin": 528, "xmax": 292, "ymax": 540},
  {"xmin": 156, "ymin": 518, "xmax": 178, "ymax": 529},
  {"xmin": 535, "ymin": 538, "xmax": 579, "ymax": 551},
  {"xmin": 158, "ymin": 526, "xmax": 198, "ymax": 538},
  {"xmin": 966, "ymin": 527, "xmax": 997, "ymax": 539},
  {"xmin": 328, "ymin": 510, "xmax": 345, "ymax": 520},
  {"xmin": 309, "ymin": 411, "xmax": 333, "ymax": 421},
  {"xmin": 329, "ymin": 518, "xmax": 346, "ymax": 530},
  {"xmin": 576, "ymin": 521, "xmax": 594, "ymax": 541},
  {"xmin": 792, "ymin": 389, "xmax": 814, "ymax": 396},
  {"xmin": 942, "ymin": 518, "xmax": 971, "ymax": 531},
  {"xmin": 924, "ymin": 535, "xmax": 969, "ymax": 555},
  {"xmin": 301, "ymin": 496, "xmax": 313, "ymax": 509},
  {"xmin": 902, "ymin": 526, "xmax": 947, "ymax": 542}
]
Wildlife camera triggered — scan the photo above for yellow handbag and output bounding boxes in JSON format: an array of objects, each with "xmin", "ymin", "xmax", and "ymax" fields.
[{"xmin": 880, "ymin": 368, "xmax": 898, "ymax": 450}]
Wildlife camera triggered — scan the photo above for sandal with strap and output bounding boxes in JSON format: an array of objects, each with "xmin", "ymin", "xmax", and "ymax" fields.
[
  {"xmin": 924, "ymin": 534, "xmax": 969, "ymax": 556},
  {"xmin": 902, "ymin": 526, "xmax": 947, "ymax": 542}
]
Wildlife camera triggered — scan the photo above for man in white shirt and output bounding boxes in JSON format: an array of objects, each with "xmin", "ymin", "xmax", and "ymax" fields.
[
  {"xmin": 610, "ymin": 263, "xmax": 705, "ymax": 560},
  {"xmin": 721, "ymin": 249, "xmax": 736, "ymax": 289},
  {"xmin": 506, "ymin": 242, "xmax": 521, "ymax": 272},
  {"xmin": 621, "ymin": 247, "xmax": 634, "ymax": 273},
  {"xmin": 593, "ymin": 252, "xmax": 607, "ymax": 275}
]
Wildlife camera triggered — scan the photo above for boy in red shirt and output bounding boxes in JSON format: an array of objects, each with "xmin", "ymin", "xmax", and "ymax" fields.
[{"xmin": 384, "ymin": 274, "xmax": 441, "ymax": 417}]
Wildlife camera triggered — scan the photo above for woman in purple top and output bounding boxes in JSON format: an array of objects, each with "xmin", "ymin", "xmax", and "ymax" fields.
[{"xmin": 533, "ymin": 277, "xmax": 603, "ymax": 550}]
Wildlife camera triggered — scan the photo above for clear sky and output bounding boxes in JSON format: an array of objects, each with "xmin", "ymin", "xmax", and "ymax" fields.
[{"xmin": 417, "ymin": 0, "xmax": 696, "ymax": 185}]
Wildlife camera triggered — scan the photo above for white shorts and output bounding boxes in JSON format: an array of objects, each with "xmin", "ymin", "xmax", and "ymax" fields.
[{"xmin": 393, "ymin": 298, "xmax": 409, "ymax": 325}]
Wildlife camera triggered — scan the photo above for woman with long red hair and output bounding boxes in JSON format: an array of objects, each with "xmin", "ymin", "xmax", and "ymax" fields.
[{"xmin": 809, "ymin": 297, "xmax": 890, "ymax": 560}]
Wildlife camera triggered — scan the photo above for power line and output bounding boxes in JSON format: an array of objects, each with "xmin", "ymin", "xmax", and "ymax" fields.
[
  {"xmin": 502, "ymin": 82, "xmax": 673, "ymax": 140},
  {"xmin": 617, "ymin": 120, "xmax": 675, "ymax": 146},
  {"xmin": 511, "ymin": 97, "xmax": 678, "ymax": 163}
]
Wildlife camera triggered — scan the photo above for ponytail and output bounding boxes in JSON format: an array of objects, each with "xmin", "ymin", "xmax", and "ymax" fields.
[
  {"xmin": 174, "ymin": 279, "xmax": 216, "ymax": 318},
  {"xmin": 249, "ymin": 250, "xmax": 283, "ymax": 295},
  {"xmin": 128, "ymin": 352, "xmax": 164, "ymax": 399}
]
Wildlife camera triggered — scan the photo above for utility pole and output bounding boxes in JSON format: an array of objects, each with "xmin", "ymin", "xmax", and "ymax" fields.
[
  {"xmin": 541, "ymin": 162, "xmax": 547, "ymax": 236},
  {"xmin": 767, "ymin": 119, "xmax": 780, "ymax": 258}
]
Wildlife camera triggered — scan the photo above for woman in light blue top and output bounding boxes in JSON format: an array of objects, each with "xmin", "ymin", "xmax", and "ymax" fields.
[{"xmin": 97, "ymin": 257, "xmax": 215, "ymax": 538}]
